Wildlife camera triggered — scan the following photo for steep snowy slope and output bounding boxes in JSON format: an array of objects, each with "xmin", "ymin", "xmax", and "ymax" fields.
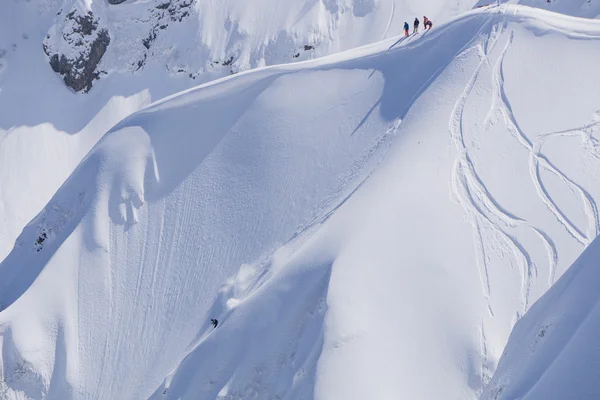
[
  {"xmin": 481, "ymin": 235, "xmax": 600, "ymax": 400},
  {"xmin": 478, "ymin": 0, "xmax": 600, "ymax": 18},
  {"xmin": 2, "ymin": 4, "xmax": 600, "ymax": 400},
  {"xmin": 0, "ymin": 0, "xmax": 477, "ymax": 264},
  {"xmin": 43, "ymin": 0, "xmax": 479, "ymax": 91},
  {"xmin": 153, "ymin": 7, "xmax": 600, "ymax": 400},
  {"xmin": 0, "ymin": 0, "xmax": 183, "ymax": 262}
]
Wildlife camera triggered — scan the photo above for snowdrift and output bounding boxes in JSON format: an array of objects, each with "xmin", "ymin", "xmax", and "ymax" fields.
[
  {"xmin": 481, "ymin": 235, "xmax": 600, "ymax": 399},
  {"xmin": 43, "ymin": 0, "xmax": 479, "ymax": 90},
  {"xmin": 490, "ymin": 0, "xmax": 600, "ymax": 19},
  {"xmin": 0, "ymin": 0, "xmax": 477, "ymax": 264},
  {"xmin": 1, "ymin": 4, "xmax": 600, "ymax": 400}
]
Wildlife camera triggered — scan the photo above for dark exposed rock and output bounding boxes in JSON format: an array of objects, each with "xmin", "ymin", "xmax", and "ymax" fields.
[
  {"xmin": 43, "ymin": 11, "xmax": 111, "ymax": 93},
  {"xmin": 303, "ymin": 45, "xmax": 314, "ymax": 51},
  {"xmin": 46, "ymin": 0, "xmax": 196, "ymax": 89},
  {"xmin": 35, "ymin": 232, "xmax": 47, "ymax": 252},
  {"xmin": 142, "ymin": 30, "xmax": 157, "ymax": 49},
  {"xmin": 136, "ymin": 53, "xmax": 147, "ymax": 70},
  {"xmin": 68, "ymin": 11, "xmax": 96, "ymax": 35},
  {"xmin": 166, "ymin": 0, "xmax": 193, "ymax": 22},
  {"xmin": 140, "ymin": 0, "xmax": 193, "ymax": 53}
]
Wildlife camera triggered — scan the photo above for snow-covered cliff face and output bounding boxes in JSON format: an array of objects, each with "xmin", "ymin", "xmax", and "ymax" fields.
[
  {"xmin": 0, "ymin": 0, "xmax": 484, "ymax": 271},
  {"xmin": 42, "ymin": 0, "xmax": 480, "ymax": 92},
  {"xmin": 2, "ymin": 4, "xmax": 600, "ymax": 399},
  {"xmin": 43, "ymin": 9, "xmax": 110, "ymax": 92},
  {"xmin": 2, "ymin": 1, "xmax": 600, "ymax": 399}
]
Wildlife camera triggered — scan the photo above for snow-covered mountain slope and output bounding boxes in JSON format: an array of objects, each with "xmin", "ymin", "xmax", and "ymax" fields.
[
  {"xmin": 153, "ymin": 8, "xmax": 600, "ymax": 400},
  {"xmin": 43, "ymin": 0, "xmax": 479, "ymax": 92},
  {"xmin": 0, "ymin": 0, "xmax": 477, "ymax": 264},
  {"xmin": 2, "ymin": 3, "xmax": 600, "ymax": 400},
  {"xmin": 478, "ymin": 0, "xmax": 600, "ymax": 18},
  {"xmin": 481, "ymin": 235, "xmax": 600, "ymax": 400},
  {"xmin": 0, "ymin": 0, "xmax": 183, "ymax": 263}
]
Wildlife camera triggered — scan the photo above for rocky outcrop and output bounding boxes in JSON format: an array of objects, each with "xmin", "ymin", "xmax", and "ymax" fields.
[
  {"xmin": 43, "ymin": 1, "xmax": 197, "ymax": 91},
  {"xmin": 43, "ymin": 10, "xmax": 110, "ymax": 93}
]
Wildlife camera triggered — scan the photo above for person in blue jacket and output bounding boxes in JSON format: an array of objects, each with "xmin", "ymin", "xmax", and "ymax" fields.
[{"xmin": 404, "ymin": 21, "xmax": 409, "ymax": 36}]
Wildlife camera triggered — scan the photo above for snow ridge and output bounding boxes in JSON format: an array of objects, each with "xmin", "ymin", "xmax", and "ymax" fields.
[{"xmin": 1, "ymin": 4, "xmax": 600, "ymax": 400}]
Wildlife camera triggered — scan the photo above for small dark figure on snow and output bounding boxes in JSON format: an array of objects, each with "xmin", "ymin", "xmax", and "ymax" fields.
[
  {"xmin": 423, "ymin": 16, "xmax": 429, "ymax": 27},
  {"xmin": 413, "ymin": 17, "xmax": 419, "ymax": 33},
  {"xmin": 404, "ymin": 21, "xmax": 409, "ymax": 36},
  {"xmin": 211, "ymin": 318, "xmax": 218, "ymax": 328},
  {"xmin": 425, "ymin": 20, "xmax": 433, "ymax": 30}
]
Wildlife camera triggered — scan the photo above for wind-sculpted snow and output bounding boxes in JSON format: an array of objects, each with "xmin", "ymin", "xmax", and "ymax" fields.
[
  {"xmin": 1, "ymin": 4, "xmax": 600, "ymax": 400},
  {"xmin": 477, "ymin": 0, "xmax": 600, "ymax": 19},
  {"xmin": 0, "ymin": 0, "xmax": 476, "ymax": 264},
  {"xmin": 43, "ymin": 0, "xmax": 479, "ymax": 91},
  {"xmin": 481, "ymin": 235, "xmax": 600, "ymax": 399}
]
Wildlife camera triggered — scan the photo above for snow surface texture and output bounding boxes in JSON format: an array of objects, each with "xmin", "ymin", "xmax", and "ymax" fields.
[
  {"xmin": 2, "ymin": 4, "xmax": 600, "ymax": 399},
  {"xmin": 0, "ymin": 0, "xmax": 478, "ymax": 267},
  {"xmin": 43, "ymin": 0, "xmax": 480, "ymax": 91},
  {"xmin": 481, "ymin": 235, "xmax": 600, "ymax": 400},
  {"xmin": 478, "ymin": 0, "xmax": 600, "ymax": 19}
]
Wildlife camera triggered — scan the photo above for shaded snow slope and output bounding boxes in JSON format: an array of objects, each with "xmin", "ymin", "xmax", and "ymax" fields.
[
  {"xmin": 481, "ymin": 235, "xmax": 600, "ymax": 400},
  {"xmin": 44, "ymin": 0, "xmax": 479, "ymax": 90},
  {"xmin": 154, "ymin": 7, "xmax": 600, "ymax": 400},
  {"xmin": 0, "ymin": 0, "xmax": 197, "ymax": 263},
  {"xmin": 0, "ymin": 0, "xmax": 476, "ymax": 263},
  {"xmin": 477, "ymin": 0, "xmax": 600, "ymax": 18},
  {"xmin": 1, "ymin": 4, "xmax": 600, "ymax": 400}
]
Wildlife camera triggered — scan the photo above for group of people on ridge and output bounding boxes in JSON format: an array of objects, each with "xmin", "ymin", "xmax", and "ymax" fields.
[{"xmin": 403, "ymin": 16, "xmax": 433, "ymax": 36}]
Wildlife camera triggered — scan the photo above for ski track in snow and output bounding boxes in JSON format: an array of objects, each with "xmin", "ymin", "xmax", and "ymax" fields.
[
  {"xmin": 3, "ymin": 5, "xmax": 600, "ymax": 399},
  {"xmin": 165, "ymin": 115, "xmax": 404, "ymax": 378},
  {"xmin": 450, "ymin": 25, "xmax": 556, "ymax": 316},
  {"xmin": 535, "ymin": 118, "xmax": 600, "ymax": 241},
  {"xmin": 452, "ymin": 18, "xmax": 600, "ymax": 320},
  {"xmin": 150, "ymin": 116, "xmax": 405, "ymax": 399},
  {"xmin": 290, "ymin": 116, "xmax": 402, "ymax": 245},
  {"xmin": 478, "ymin": 320, "xmax": 492, "ymax": 396},
  {"xmin": 450, "ymin": 29, "xmax": 536, "ymax": 315},
  {"xmin": 493, "ymin": 31, "xmax": 596, "ymax": 248},
  {"xmin": 381, "ymin": 1, "xmax": 396, "ymax": 40}
]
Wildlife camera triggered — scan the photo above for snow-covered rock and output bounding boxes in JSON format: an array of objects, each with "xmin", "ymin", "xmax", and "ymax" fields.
[
  {"xmin": 2, "ymin": 4, "xmax": 600, "ymax": 399},
  {"xmin": 43, "ymin": 8, "xmax": 110, "ymax": 92},
  {"xmin": 42, "ymin": 0, "xmax": 480, "ymax": 92}
]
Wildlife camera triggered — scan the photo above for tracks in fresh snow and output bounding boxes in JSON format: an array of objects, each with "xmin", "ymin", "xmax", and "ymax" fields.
[
  {"xmin": 451, "ymin": 21, "xmax": 600, "ymax": 316},
  {"xmin": 493, "ymin": 35, "xmax": 596, "ymax": 249},
  {"xmin": 154, "ymin": 115, "xmax": 403, "ymax": 398},
  {"xmin": 450, "ymin": 29, "xmax": 538, "ymax": 315}
]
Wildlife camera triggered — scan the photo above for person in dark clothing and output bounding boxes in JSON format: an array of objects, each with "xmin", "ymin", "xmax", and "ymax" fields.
[
  {"xmin": 413, "ymin": 17, "xmax": 419, "ymax": 33},
  {"xmin": 425, "ymin": 20, "xmax": 433, "ymax": 30},
  {"xmin": 211, "ymin": 318, "xmax": 218, "ymax": 328},
  {"xmin": 404, "ymin": 21, "xmax": 409, "ymax": 36},
  {"xmin": 423, "ymin": 16, "xmax": 429, "ymax": 27}
]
